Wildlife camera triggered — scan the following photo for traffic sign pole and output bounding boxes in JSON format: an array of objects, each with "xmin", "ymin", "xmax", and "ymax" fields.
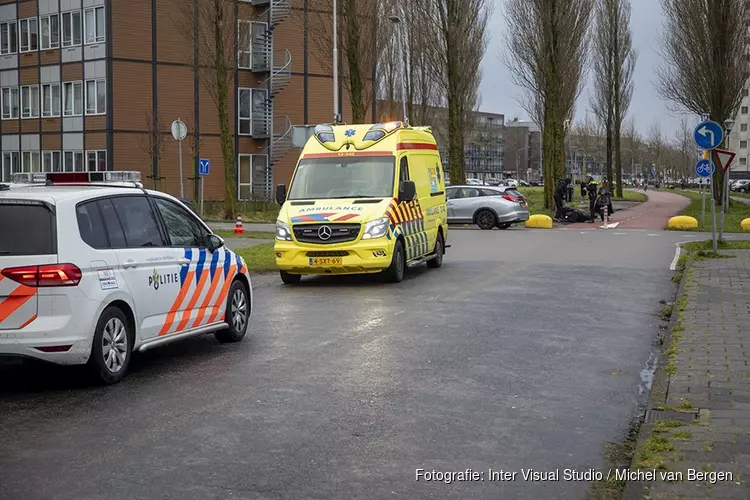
[
  {"xmin": 198, "ymin": 159, "xmax": 210, "ymax": 218},
  {"xmin": 701, "ymin": 180, "xmax": 706, "ymax": 228}
]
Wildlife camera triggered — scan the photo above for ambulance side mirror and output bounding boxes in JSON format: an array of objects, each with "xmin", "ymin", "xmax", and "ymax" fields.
[
  {"xmin": 399, "ymin": 180, "xmax": 416, "ymax": 203},
  {"xmin": 276, "ymin": 184, "xmax": 287, "ymax": 205}
]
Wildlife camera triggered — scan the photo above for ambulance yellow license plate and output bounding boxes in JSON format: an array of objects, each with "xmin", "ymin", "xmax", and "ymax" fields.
[{"xmin": 309, "ymin": 257, "xmax": 342, "ymax": 265}]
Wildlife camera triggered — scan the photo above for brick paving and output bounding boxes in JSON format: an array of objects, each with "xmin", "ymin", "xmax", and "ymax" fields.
[{"xmin": 647, "ymin": 251, "xmax": 750, "ymax": 499}]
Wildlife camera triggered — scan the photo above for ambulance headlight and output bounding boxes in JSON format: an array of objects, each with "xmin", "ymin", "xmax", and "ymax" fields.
[
  {"xmin": 362, "ymin": 217, "xmax": 389, "ymax": 239},
  {"xmin": 276, "ymin": 220, "xmax": 292, "ymax": 241}
]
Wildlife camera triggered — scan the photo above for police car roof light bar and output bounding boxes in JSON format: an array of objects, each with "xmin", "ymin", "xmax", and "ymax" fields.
[{"xmin": 11, "ymin": 171, "xmax": 142, "ymax": 185}]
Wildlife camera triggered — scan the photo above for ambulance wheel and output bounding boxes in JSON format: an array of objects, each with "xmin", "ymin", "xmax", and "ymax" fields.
[
  {"xmin": 87, "ymin": 306, "xmax": 132, "ymax": 385},
  {"xmin": 216, "ymin": 280, "xmax": 249, "ymax": 343},
  {"xmin": 280, "ymin": 271, "xmax": 301, "ymax": 285},
  {"xmin": 476, "ymin": 210, "xmax": 497, "ymax": 230},
  {"xmin": 383, "ymin": 240, "xmax": 405, "ymax": 283},
  {"xmin": 427, "ymin": 233, "xmax": 444, "ymax": 269}
]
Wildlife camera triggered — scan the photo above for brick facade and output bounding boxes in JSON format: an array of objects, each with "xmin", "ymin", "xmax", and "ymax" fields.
[{"xmin": 0, "ymin": 0, "xmax": 374, "ymax": 202}]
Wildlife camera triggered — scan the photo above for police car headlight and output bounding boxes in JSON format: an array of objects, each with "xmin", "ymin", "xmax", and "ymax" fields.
[
  {"xmin": 276, "ymin": 220, "xmax": 292, "ymax": 241},
  {"xmin": 362, "ymin": 217, "xmax": 389, "ymax": 239}
]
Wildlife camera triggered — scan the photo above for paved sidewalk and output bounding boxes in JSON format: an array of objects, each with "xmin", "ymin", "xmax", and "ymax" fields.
[
  {"xmin": 564, "ymin": 190, "xmax": 691, "ymax": 230},
  {"xmin": 644, "ymin": 251, "xmax": 750, "ymax": 499}
]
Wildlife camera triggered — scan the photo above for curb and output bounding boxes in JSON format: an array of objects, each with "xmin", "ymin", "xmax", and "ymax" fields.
[{"xmin": 622, "ymin": 248, "xmax": 695, "ymax": 500}]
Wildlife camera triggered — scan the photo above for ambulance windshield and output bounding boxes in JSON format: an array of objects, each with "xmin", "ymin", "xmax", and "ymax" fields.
[{"xmin": 288, "ymin": 156, "xmax": 395, "ymax": 200}]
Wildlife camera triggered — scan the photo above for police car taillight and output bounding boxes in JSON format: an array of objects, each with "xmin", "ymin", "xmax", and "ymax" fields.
[
  {"xmin": 11, "ymin": 171, "xmax": 141, "ymax": 184},
  {"xmin": 2, "ymin": 264, "xmax": 82, "ymax": 287}
]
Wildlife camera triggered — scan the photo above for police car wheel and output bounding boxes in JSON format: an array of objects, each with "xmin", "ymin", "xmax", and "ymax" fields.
[
  {"xmin": 476, "ymin": 210, "xmax": 496, "ymax": 230},
  {"xmin": 280, "ymin": 271, "xmax": 302, "ymax": 285},
  {"xmin": 216, "ymin": 280, "xmax": 249, "ymax": 343},
  {"xmin": 87, "ymin": 307, "xmax": 132, "ymax": 385},
  {"xmin": 427, "ymin": 233, "xmax": 444, "ymax": 269},
  {"xmin": 383, "ymin": 240, "xmax": 405, "ymax": 283}
]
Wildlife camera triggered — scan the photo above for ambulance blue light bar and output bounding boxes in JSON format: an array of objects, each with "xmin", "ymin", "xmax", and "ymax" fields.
[
  {"xmin": 12, "ymin": 171, "xmax": 142, "ymax": 184},
  {"xmin": 314, "ymin": 124, "xmax": 335, "ymax": 144}
]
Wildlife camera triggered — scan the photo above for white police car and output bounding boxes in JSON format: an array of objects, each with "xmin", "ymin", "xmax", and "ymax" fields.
[{"xmin": 0, "ymin": 171, "xmax": 252, "ymax": 384}]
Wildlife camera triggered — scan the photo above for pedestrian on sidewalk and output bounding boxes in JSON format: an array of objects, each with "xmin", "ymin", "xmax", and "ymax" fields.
[{"xmin": 586, "ymin": 177, "xmax": 598, "ymax": 223}]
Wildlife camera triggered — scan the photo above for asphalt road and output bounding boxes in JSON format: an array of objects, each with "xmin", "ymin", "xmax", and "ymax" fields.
[{"xmin": 0, "ymin": 228, "xmax": 724, "ymax": 500}]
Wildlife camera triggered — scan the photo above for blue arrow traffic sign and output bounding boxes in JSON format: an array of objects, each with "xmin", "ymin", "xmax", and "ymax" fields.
[
  {"xmin": 695, "ymin": 159, "xmax": 715, "ymax": 178},
  {"xmin": 199, "ymin": 158, "xmax": 210, "ymax": 176},
  {"xmin": 693, "ymin": 120, "xmax": 724, "ymax": 150}
]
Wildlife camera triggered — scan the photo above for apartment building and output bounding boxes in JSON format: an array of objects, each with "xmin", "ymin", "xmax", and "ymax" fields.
[
  {"xmin": 729, "ymin": 86, "xmax": 750, "ymax": 176},
  {"xmin": 0, "ymin": 0, "xmax": 369, "ymax": 200}
]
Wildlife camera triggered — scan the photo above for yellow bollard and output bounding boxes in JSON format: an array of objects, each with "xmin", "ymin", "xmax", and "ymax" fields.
[
  {"xmin": 525, "ymin": 214, "xmax": 553, "ymax": 229},
  {"xmin": 741, "ymin": 218, "xmax": 750, "ymax": 231},
  {"xmin": 667, "ymin": 216, "xmax": 699, "ymax": 230}
]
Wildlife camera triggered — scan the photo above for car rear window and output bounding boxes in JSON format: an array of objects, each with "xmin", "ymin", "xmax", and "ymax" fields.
[
  {"xmin": 506, "ymin": 189, "xmax": 524, "ymax": 198},
  {"xmin": 0, "ymin": 202, "xmax": 56, "ymax": 256}
]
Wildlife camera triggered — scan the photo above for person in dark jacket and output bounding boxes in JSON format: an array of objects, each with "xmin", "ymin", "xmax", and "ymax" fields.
[
  {"xmin": 580, "ymin": 180, "xmax": 587, "ymax": 203},
  {"xmin": 554, "ymin": 178, "xmax": 570, "ymax": 220},
  {"xmin": 586, "ymin": 177, "xmax": 598, "ymax": 222}
]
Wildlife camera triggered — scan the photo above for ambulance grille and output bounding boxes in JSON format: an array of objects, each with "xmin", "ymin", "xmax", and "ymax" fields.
[
  {"xmin": 306, "ymin": 251, "xmax": 350, "ymax": 257},
  {"xmin": 293, "ymin": 223, "xmax": 361, "ymax": 244}
]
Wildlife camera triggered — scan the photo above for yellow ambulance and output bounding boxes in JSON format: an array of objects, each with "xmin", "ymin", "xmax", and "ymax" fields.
[{"xmin": 273, "ymin": 121, "xmax": 448, "ymax": 284}]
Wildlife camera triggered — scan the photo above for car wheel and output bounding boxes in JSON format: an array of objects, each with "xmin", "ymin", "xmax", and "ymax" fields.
[
  {"xmin": 426, "ymin": 233, "xmax": 444, "ymax": 269},
  {"xmin": 383, "ymin": 240, "xmax": 405, "ymax": 283},
  {"xmin": 216, "ymin": 280, "xmax": 249, "ymax": 343},
  {"xmin": 280, "ymin": 271, "xmax": 301, "ymax": 285},
  {"xmin": 87, "ymin": 306, "xmax": 132, "ymax": 385},
  {"xmin": 476, "ymin": 209, "xmax": 497, "ymax": 230},
  {"xmin": 497, "ymin": 222, "xmax": 512, "ymax": 230}
]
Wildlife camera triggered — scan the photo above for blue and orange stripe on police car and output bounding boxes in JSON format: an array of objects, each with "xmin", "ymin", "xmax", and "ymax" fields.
[
  {"xmin": 175, "ymin": 248, "xmax": 208, "ymax": 332},
  {"xmin": 191, "ymin": 249, "xmax": 225, "ymax": 329},
  {"xmin": 158, "ymin": 248, "xmax": 195, "ymax": 336}
]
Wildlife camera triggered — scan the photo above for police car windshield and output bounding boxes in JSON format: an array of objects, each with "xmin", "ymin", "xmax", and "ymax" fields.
[{"xmin": 288, "ymin": 156, "xmax": 395, "ymax": 200}]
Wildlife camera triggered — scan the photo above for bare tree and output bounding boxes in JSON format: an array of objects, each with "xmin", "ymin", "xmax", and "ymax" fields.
[
  {"xmin": 504, "ymin": 0, "xmax": 594, "ymax": 208},
  {"xmin": 612, "ymin": 0, "xmax": 636, "ymax": 197},
  {"xmin": 296, "ymin": 0, "xmax": 386, "ymax": 123},
  {"xmin": 622, "ymin": 115, "xmax": 640, "ymax": 180},
  {"xmin": 421, "ymin": 0, "xmax": 490, "ymax": 186},
  {"xmin": 139, "ymin": 100, "xmax": 165, "ymax": 191},
  {"xmin": 648, "ymin": 120, "xmax": 665, "ymax": 182},
  {"xmin": 657, "ymin": 0, "xmax": 748, "ymax": 204},
  {"xmin": 174, "ymin": 0, "xmax": 245, "ymax": 218},
  {"xmin": 676, "ymin": 116, "xmax": 695, "ymax": 182},
  {"xmin": 379, "ymin": 0, "xmax": 443, "ymax": 126}
]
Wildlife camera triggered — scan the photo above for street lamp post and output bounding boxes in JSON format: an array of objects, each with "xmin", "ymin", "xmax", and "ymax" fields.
[
  {"xmin": 332, "ymin": 0, "xmax": 339, "ymax": 123},
  {"xmin": 719, "ymin": 119, "xmax": 735, "ymax": 238}
]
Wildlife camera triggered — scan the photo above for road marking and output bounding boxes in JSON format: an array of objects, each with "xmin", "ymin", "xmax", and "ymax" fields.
[
  {"xmin": 613, "ymin": 232, "xmax": 627, "ymax": 235},
  {"xmin": 670, "ymin": 245, "xmax": 681, "ymax": 271},
  {"xmin": 647, "ymin": 233, "xmax": 660, "ymax": 236}
]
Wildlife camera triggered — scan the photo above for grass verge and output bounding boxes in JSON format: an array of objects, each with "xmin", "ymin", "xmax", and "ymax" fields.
[
  {"xmin": 681, "ymin": 239, "xmax": 750, "ymax": 260},
  {"xmin": 234, "ymin": 243, "xmax": 277, "ymax": 273},
  {"xmin": 518, "ymin": 186, "xmax": 646, "ymax": 216},
  {"xmin": 203, "ymin": 200, "xmax": 279, "ymax": 222},
  {"xmin": 664, "ymin": 189, "xmax": 750, "ymax": 233},
  {"xmin": 215, "ymin": 230, "xmax": 275, "ymax": 240}
]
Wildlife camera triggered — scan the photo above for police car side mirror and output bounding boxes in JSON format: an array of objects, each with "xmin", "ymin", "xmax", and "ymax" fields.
[
  {"xmin": 276, "ymin": 184, "xmax": 287, "ymax": 205},
  {"xmin": 399, "ymin": 180, "xmax": 416, "ymax": 203},
  {"xmin": 207, "ymin": 234, "xmax": 224, "ymax": 252}
]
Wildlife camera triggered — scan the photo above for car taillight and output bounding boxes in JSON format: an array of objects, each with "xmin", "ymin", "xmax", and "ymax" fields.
[
  {"xmin": 503, "ymin": 195, "xmax": 524, "ymax": 203},
  {"xmin": 2, "ymin": 264, "xmax": 82, "ymax": 287}
]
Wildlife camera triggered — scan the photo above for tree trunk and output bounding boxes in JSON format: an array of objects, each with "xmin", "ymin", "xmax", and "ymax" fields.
[
  {"xmin": 448, "ymin": 97, "xmax": 465, "ymax": 184},
  {"xmin": 606, "ymin": 106, "xmax": 613, "ymax": 188},
  {"xmin": 344, "ymin": 1, "xmax": 366, "ymax": 123},
  {"xmin": 214, "ymin": 6, "xmax": 235, "ymax": 219}
]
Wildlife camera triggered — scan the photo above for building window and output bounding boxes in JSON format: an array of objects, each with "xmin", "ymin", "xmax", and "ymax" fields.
[
  {"xmin": 1, "ymin": 86, "xmax": 20, "ymax": 119},
  {"xmin": 238, "ymin": 21, "xmax": 252, "ymax": 69},
  {"xmin": 0, "ymin": 21, "xmax": 17, "ymax": 54},
  {"xmin": 19, "ymin": 18, "xmax": 39, "ymax": 52},
  {"xmin": 741, "ymin": 140, "xmax": 748, "ymax": 149},
  {"xmin": 63, "ymin": 150, "xmax": 84, "ymax": 172},
  {"xmin": 85, "ymin": 79, "xmax": 106, "ymax": 115},
  {"xmin": 22, "ymin": 151, "xmax": 41, "ymax": 173},
  {"xmin": 238, "ymin": 21, "xmax": 269, "ymax": 70},
  {"xmin": 745, "ymin": 89, "xmax": 750, "ymax": 97},
  {"xmin": 41, "ymin": 83, "xmax": 61, "ymax": 117},
  {"xmin": 84, "ymin": 6, "xmax": 105, "ymax": 44},
  {"xmin": 741, "ymin": 157, "xmax": 747, "ymax": 166},
  {"xmin": 63, "ymin": 81, "xmax": 83, "ymax": 116},
  {"xmin": 21, "ymin": 85, "xmax": 40, "ymax": 119},
  {"xmin": 237, "ymin": 154, "xmax": 270, "ymax": 199},
  {"xmin": 743, "ymin": 106, "xmax": 749, "ymax": 115},
  {"xmin": 742, "ymin": 123, "xmax": 748, "ymax": 132},
  {"xmin": 42, "ymin": 151, "xmax": 62, "ymax": 172},
  {"xmin": 238, "ymin": 88, "xmax": 269, "ymax": 136},
  {"xmin": 1, "ymin": 151, "xmax": 20, "ymax": 182},
  {"xmin": 40, "ymin": 14, "xmax": 60, "ymax": 50},
  {"xmin": 62, "ymin": 11, "xmax": 82, "ymax": 47},
  {"xmin": 86, "ymin": 150, "xmax": 106, "ymax": 171}
]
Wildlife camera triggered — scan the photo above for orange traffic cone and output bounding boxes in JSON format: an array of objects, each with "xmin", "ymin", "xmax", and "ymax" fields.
[{"xmin": 234, "ymin": 213, "xmax": 244, "ymax": 234}]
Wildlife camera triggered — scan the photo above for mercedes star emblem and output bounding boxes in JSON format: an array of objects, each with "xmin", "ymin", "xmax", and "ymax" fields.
[{"xmin": 318, "ymin": 225, "xmax": 332, "ymax": 240}]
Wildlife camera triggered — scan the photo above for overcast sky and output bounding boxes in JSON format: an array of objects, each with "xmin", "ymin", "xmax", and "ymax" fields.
[{"xmin": 479, "ymin": 0, "xmax": 693, "ymax": 140}]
